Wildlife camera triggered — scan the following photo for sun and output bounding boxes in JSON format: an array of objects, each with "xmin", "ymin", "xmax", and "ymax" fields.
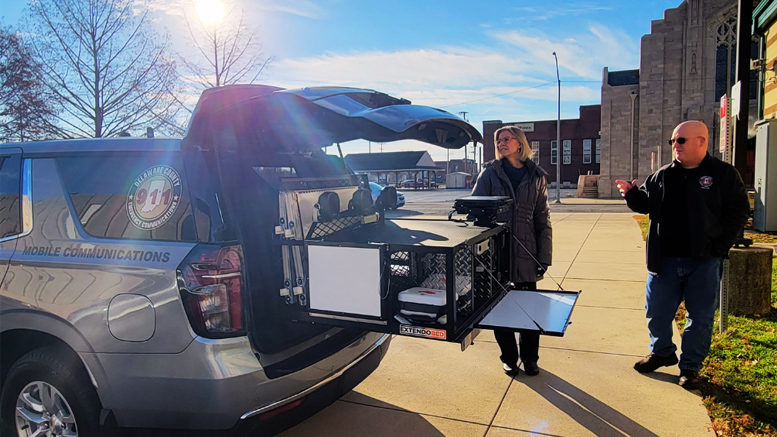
[{"xmin": 194, "ymin": 0, "xmax": 225, "ymax": 26}]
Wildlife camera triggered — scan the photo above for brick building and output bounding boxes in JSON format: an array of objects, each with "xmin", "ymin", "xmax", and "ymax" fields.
[{"xmin": 482, "ymin": 105, "xmax": 601, "ymax": 187}]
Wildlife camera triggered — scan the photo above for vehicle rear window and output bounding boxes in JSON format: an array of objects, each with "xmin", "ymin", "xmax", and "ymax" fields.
[
  {"xmin": 0, "ymin": 154, "xmax": 21, "ymax": 238},
  {"xmin": 57, "ymin": 154, "xmax": 196, "ymax": 241}
]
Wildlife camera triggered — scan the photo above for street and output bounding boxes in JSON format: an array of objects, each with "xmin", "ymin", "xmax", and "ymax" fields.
[{"xmin": 388, "ymin": 188, "xmax": 631, "ymax": 216}]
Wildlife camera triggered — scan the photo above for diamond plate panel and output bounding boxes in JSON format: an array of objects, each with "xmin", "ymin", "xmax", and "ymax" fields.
[
  {"xmin": 307, "ymin": 216, "xmax": 362, "ymax": 239},
  {"xmin": 389, "ymin": 251, "xmax": 415, "ymax": 292},
  {"xmin": 474, "ymin": 237, "xmax": 494, "ymax": 301}
]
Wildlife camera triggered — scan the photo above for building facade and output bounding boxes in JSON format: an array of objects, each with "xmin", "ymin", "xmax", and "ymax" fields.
[
  {"xmin": 433, "ymin": 158, "xmax": 477, "ymax": 182},
  {"xmin": 752, "ymin": 0, "xmax": 777, "ymax": 231},
  {"xmin": 344, "ymin": 151, "xmax": 441, "ymax": 188},
  {"xmin": 482, "ymin": 105, "xmax": 601, "ymax": 187},
  {"xmin": 599, "ymin": 0, "xmax": 758, "ymax": 197},
  {"xmin": 755, "ymin": 0, "xmax": 777, "ymax": 118}
]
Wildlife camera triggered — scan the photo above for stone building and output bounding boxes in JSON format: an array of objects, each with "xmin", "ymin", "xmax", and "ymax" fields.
[
  {"xmin": 599, "ymin": 0, "xmax": 758, "ymax": 197},
  {"xmin": 481, "ymin": 105, "xmax": 601, "ymax": 187}
]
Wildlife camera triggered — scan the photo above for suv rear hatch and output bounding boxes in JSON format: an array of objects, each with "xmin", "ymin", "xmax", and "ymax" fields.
[{"xmin": 181, "ymin": 85, "xmax": 482, "ymax": 376}]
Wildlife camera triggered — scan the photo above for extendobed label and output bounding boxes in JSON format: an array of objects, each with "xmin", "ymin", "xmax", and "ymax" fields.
[{"xmin": 399, "ymin": 325, "xmax": 446, "ymax": 340}]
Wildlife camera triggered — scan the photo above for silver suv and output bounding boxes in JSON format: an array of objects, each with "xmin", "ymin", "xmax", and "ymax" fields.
[{"xmin": 0, "ymin": 85, "xmax": 480, "ymax": 436}]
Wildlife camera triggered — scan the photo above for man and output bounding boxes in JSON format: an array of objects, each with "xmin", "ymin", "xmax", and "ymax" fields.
[{"xmin": 615, "ymin": 120, "xmax": 749, "ymax": 390}]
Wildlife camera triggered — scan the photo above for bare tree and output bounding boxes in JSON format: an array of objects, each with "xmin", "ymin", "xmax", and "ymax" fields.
[
  {"xmin": 179, "ymin": 2, "xmax": 273, "ymax": 90},
  {"xmin": 24, "ymin": 0, "xmax": 182, "ymax": 138},
  {"xmin": 0, "ymin": 27, "xmax": 59, "ymax": 142}
]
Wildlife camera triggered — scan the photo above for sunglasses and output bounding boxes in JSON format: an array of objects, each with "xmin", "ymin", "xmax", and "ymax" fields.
[{"xmin": 667, "ymin": 136, "xmax": 703, "ymax": 146}]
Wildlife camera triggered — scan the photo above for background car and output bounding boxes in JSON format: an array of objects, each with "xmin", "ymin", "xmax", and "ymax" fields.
[{"xmin": 369, "ymin": 182, "xmax": 405, "ymax": 209}]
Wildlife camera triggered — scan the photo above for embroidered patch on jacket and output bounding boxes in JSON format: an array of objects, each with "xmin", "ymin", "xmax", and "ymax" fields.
[{"xmin": 699, "ymin": 176, "xmax": 713, "ymax": 189}]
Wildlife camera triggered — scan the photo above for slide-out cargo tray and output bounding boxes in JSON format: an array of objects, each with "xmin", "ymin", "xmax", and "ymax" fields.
[{"xmin": 475, "ymin": 289, "xmax": 581, "ymax": 336}]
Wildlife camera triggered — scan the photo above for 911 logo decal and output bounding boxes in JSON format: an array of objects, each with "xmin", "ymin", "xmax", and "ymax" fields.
[
  {"xmin": 127, "ymin": 165, "xmax": 182, "ymax": 230},
  {"xmin": 399, "ymin": 325, "xmax": 447, "ymax": 340}
]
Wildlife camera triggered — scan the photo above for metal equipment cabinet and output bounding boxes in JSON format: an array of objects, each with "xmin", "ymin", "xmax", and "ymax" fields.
[{"xmin": 293, "ymin": 217, "xmax": 579, "ymax": 348}]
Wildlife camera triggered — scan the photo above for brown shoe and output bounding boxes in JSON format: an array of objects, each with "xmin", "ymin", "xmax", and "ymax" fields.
[
  {"xmin": 633, "ymin": 353, "xmax": 678, "ymax": 373},
  {"xmin": 679, "ymin": 369, "xmax": 700, "ymax": 390}
]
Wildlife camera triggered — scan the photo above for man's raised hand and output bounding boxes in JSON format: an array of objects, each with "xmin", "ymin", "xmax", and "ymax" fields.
[{"xmin": 615, "ymin": 179, "xmax": 638, "ymax": 197}]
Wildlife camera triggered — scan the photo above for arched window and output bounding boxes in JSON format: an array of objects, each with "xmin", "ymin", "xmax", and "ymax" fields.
[{"xmin": 715, "ymin": 16, "xmax": 758, "ymax": 102}]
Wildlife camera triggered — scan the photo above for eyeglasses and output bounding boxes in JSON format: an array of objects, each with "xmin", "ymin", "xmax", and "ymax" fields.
[
  {"xmin": 667, "ymin": 136, "xmax": 704, "ymax": 146},
  {"xmin": 497, "ymin": 137, "xmax": 517, "ymax": 144}
]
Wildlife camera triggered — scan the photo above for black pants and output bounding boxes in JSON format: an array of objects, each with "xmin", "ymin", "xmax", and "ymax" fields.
[{"xmin": 494, "ymin": 281, "xmax": 540, "ymax": 364}]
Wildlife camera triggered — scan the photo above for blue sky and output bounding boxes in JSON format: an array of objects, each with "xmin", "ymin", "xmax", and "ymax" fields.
[{"xmin": 1, "ymin": 0, "xmax": 680, "ymax": 161}]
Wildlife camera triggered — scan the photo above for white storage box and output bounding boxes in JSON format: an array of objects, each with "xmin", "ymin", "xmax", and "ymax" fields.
[{"xmin": 398, "ymin": 287, "xmax": 449, "ymax": 325}]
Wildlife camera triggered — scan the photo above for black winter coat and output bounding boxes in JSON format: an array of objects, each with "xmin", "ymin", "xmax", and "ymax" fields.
[
  {"xmin": 472, "ymin": 159, "xmax": 552, "ymax": 283},
  {"xmin": 624, "ymin": 154, "xmax": 749, "ymax": 274}
]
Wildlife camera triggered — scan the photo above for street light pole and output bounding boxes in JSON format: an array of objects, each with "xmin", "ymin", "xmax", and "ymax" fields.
[
  {"xmin": 553, "ymin": 52, "xmax": 561, "ymax": 204},
  {"xmin": 459, "ymin": 111, "xmax": 469, "ymax": 174}
]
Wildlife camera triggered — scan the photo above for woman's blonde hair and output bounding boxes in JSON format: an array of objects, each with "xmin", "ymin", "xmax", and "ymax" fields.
[{"xmin": 494, "ymin": 125, "xmax": 533, "ymax": 161}]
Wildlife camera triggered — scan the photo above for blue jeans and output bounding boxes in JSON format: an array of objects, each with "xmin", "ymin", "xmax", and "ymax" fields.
[{"xmin": 645, "ymin": 256, "xmax": 723, "ymax": 371}]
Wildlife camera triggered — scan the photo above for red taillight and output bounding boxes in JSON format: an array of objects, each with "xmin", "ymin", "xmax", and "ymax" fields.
[
  {"xmin": 259, "ymin": 398, "xmax": 306, "ymax": 421},
  {"xmin": 178, "ymin": 244, "xmax": 244, "ymax": 337}
]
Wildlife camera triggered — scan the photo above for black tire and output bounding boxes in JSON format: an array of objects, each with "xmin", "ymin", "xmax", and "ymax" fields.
[{"xmin": 0, "ymin": 345, "xmax": 102, "ymax": 437}]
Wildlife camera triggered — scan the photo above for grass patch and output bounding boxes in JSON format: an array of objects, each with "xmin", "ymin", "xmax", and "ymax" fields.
[
  {"xmin": 633, "ymin": 215, "xmax": 649, "ymax": 240},
  {"xmin": 701, "ymin": 258, "xmax": 777, "ymax": 435},
  {"xmin": 745, "ymin": 219, "xmax": 777, "ymax": 244},
  {"xmin": 773, "ymin": 258, "xmax": 777, "ymax": 306},
  {"xmin": 631, "ymin": 215, "xmax": 777, "ymax": 434},
  {"xmin": 748, "ymin": 232, "xmax": 777, "ymax": 244},
  {"xmin": 675, "ymin": 302, "xmax": 688, "ymax": 332},
  {"xmin": 704, "ymin": 397, "xmax": 776, "ymax": 436}
]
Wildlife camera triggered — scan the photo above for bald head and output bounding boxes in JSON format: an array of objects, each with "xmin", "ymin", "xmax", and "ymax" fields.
[{"xmin": 671, "ymin": 120, "xmax": 709, "ymax": 168}]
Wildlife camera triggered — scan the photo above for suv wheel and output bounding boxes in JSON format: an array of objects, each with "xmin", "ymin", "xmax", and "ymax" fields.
[{"xmin": 0, "ymin": 346, "xmax": 101, "ymax": 437}]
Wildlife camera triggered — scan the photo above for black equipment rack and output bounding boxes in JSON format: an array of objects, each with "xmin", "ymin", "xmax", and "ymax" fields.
[{"xmin": 292, "ymin": 217, "xmax": 512, "ymax": 346}]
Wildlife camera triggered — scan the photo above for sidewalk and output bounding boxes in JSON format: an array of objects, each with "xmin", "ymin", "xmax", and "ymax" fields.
[{"xmin": 280, "ymin": 212, "xmax": 715, "ymax": 437}]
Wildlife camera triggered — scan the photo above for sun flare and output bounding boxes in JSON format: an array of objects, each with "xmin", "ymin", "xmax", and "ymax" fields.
[{"xmin": 194, "ymin": 0, "xmax": 225, "ymax": 26}]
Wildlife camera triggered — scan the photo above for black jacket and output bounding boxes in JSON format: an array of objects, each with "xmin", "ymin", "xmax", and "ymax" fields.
[
  {"xmin": 472, "ymin": 158, "xmax": 552, "ymax": 282},
  {"xmin": 624, "ymin": 154, "xmax": 749, "ymax": 274}
]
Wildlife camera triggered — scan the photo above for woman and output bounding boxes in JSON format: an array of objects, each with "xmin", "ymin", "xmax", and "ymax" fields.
[{"xmin": 471, "ymin": 125, "xmax": 552, "ymax": 377}]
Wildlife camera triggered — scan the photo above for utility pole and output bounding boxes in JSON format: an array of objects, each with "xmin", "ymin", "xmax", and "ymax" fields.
[
  {"xmin": 553, "ymin": 52, "xmax": 562, "ymax": 204},
  {"xmin": 459, "ymin": 111, "xmax": 469, "ymax": 174},
  {"xmin": 629, "ymin": 92, "xmax": 637, "ymax": 180},
  {"xmin": 473, "ymin": 143, "xmax": 478, "ymax": 174},
  {"xmin": 733, "ymin": 0, "xmax": 752, "ymax": 176}
]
